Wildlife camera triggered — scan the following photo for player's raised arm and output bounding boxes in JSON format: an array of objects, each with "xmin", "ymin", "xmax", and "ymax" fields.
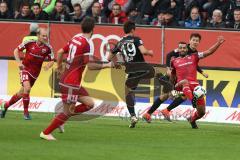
[
  {"xmin": 200, "ymin": 36, "xmax": 225, "ymax": 59},
  {"xmin": 88, "ymin": 55, "xmax": 114, "ymax": 70},
  {"xmin": 55, "ymin": 48, "xmax": 66, "ymax": 75}
]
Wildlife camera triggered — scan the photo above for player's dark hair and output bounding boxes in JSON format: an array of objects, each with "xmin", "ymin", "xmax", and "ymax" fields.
[
  {"xmin": 190, "ymin": 33, "xmax": 201, "ymax": 41},
  {"xmin": 81, "ymin": 17, "xmax": 95, "ymax": 33},
  {"xmin": 123, "ymin": 21, "xmax": 136, "ymax": 34},
  {"xmin": 33, "ymin": 3, "xmax": 41, "ymax": 8},
  {"xmin": 178, "ymin": 41, "xmax": 187, "ymax": 45}
]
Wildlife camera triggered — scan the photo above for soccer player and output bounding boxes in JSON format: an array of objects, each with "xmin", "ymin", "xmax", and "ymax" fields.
[
  {"xmin": 172, "ymin": 38, "xmax": 224, "ymax": 128},
  {"xmin": 0, "ymin": 28, "xmax": 54, "ymax": 120},
  {"xmin": 143, "ymin": 33, "xmax": 221, "ymax": 122},
  {"xmin": 108, "ymin": 21, "xmax": 155, "ymax": 128},
  {"xmin": 40, "ymin": 17, "xmax": 114, "ymax": 140}
]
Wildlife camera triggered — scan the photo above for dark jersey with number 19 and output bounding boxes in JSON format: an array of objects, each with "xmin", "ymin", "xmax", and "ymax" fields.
[{"xmin": 111, "ymin": 35, "xmax": 145, "ymax": 63}]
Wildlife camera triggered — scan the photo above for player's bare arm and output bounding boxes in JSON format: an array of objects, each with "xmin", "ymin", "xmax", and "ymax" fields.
[
  {"xmin": 87, "ymin": 61, "xmax": 114, "ymax": 70},
  {"xmin": 13, "ymin": 48, "xmax": 24, "ymax": 70},
  {"xmin": 56, "ymin": 48, "xmax": 65, "ymax": 75},
  {"xmin": 201, "ymin": 36, "xmax": 225, "ymax": 58},
  {"xmin": 138, "ymin": 45, "xmax": 153, "ymax": 57},
  {"xmin": 43, "ymin": 60, "xmax": 55, "ymax": 71}
]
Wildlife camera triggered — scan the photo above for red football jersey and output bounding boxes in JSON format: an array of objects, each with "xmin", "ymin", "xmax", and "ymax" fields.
[
  {"xmin": 60, "ymin": 34, "xmax": 91, "ymax": 87},
  {"xmin": 18, "ymin": 40, "xmax": 54, "ymax": 79},
  {"xmin": 171, "ymin": 53, "xmax": 200, "ymax": 83}
]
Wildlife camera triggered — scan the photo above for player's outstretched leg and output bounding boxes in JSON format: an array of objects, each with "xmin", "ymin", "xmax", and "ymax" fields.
[
  {"xmin": 187, "ymin": 98, "xmax": 206, "ymax": 129},
  {"xmin": 143, "ymin": 94, "xmax": 167, "ymax": 123},
  {"xmin": 0, "ymin": 92, "xmax": 23, "ymax": 118}
]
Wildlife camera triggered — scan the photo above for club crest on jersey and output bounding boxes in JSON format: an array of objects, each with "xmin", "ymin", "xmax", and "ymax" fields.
[{"xmin": 42, "ymin": 48, "xmax": 47, "ymax": 53}]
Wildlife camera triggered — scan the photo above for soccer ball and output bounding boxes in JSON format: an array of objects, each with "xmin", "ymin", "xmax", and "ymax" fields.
[{"xmin": 193, "ymin": 86, "xmax": 207, "ymax": 98}]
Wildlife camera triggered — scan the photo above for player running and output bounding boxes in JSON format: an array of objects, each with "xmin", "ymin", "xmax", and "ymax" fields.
[
  {"xmin": 0, "ymin": 28, "xmax": 54, "ymax": 120},
  {"xmin": 40, "ymin": 17, "xmax": 114, "ymax": 141},
  {"xmin": 108, "ymin": 21, "xmax": 160, "ymax": 128},
  {"xmin": 172, "ymin": 38, "xmax": 224, "ymax": 128},
  {"xmin": 143, "ymin": 33, "xmax": 223, "ymax": 122}
]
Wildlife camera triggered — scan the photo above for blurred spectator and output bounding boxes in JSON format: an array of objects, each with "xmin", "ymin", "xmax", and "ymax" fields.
[
  {"xmin": 71, "ymin": 0, "xmax": 94, "ymax": 14},
  {"xmin": 70, "ymin": 3, "xmax": 85, "ymax": 22},
  {"xmin": 12, "ymin": 1, "xmax": 33, "ymax": 18},
  {"xmin": 108, "ymin": 3, "xmax": 128, "ymax": 24},
  {"xmin": 61, "ymin": 0, "xmax": 73, "ymax": 12},
  {"xmin": 151, "ymin": 0, "xmax": 171, "ymax": 17},
  {"xmin": 207, "ymin": 9, "xmax": 226, "ymax": 28},
  {"xmin": 227, "ymin": 8, "xmax": 240, "ymax": 29},
  {"xmin": 163, "ymin": 10, "xmax": 179, "ymax": 27},
  {"xmin": 151, "ymin": 11, "xmax": 165, "ymax": 26},
  {"xmin": 34, "ymin": 0, "xmax": 57, "ymax": 14},
  {"xmin": 50, "ymin": 1, "xmax": 70, "ymax": 21},
  {"xmin": 108, "ymin": 0, "xmax": 133, "ymax": 13},
  {"xmin": 0, "ymin": 1, "xmax": 13, "ymax": 19},
  {"xmin": 31, "ymin": 3, "xmax": 49, "ymax": 20},
  {"xmin": 169, "ymin": 0, "xmax": 182, "ymax": 21},
  {"xmin": 184, "ymin": 7, "xmax": 205, "ymax": 28},
  {"xmin": 88, "ymin": 2, "xmax": 107, "ymax": 23},
  {"xmin": 86, "ymin": 0, "xmax": 112, "ymax": 17},
  {"xmin": 128, "ymin": 8, "xmax": 141, "ymax": 23},
  {"xmin": 135, "ymin": 0, "xmax": 154, "ymax": 24},
  {"xmin": 16, "ymin": 2, "xmax": 32, "ymax": 20}
]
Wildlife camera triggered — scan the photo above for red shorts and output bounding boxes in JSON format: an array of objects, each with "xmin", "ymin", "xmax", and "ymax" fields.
[
  {"xmin": 20, "ymin": 70, "xmax": 36, "ymax": 86},
  {"xmin": 60, "ymin": 84, "xmax": 89, "ymax": 104},
  {"xmin": 176, "ymin": 81, "xmax": 205, "ymax": 107}
]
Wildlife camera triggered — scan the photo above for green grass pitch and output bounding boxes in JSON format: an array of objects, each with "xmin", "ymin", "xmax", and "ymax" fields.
[{"xmin": 0, "ymin": 111, "xmax": 240, "ymax": 160}]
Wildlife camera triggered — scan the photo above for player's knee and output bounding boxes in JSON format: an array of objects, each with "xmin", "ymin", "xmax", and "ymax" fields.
[
  {"xmin": 87, "ymin": 104, "xmax": 94, "ymax": 109},
  {"xmin": 24, "ymin": 86, "xmax": 31, "ymax": 93},
  {"xmin": 160, "ymin": 94, "xmax": 168, "ymax": 101}
]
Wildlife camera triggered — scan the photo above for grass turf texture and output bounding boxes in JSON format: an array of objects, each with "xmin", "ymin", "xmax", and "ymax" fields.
[{"xmin": 0, "ymin": 111, "xmax": 240, "ymax": 160}]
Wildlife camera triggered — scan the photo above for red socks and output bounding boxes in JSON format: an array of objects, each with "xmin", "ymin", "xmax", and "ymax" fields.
[
  {"xmin": 5, "ymin": 94, "xmax": 22, "ymax": 109},
  {"xmin": 22, "ymin": 94, "xmax": 30, "ymax": 115},
  {"xmin": 43, "ymin": 113, "xmax": 69, "ymax": 135},
  {"xmin": 43, "ymin": 104, "xmax": 91, "ymax": 135},
  {"xmin": 191, "ymin": 111, "xmax": 204, "ymax": 122}
]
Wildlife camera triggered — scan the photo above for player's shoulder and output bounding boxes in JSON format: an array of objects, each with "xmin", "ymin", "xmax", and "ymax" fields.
[
  {"xmin": 22, "ymin": 39, "xmax": 37, "ymax": 45},
  {"xmin": 72, "ymin": 33, "xmax": 89, "ymax": 45},
  {"xmin": 132, "ymin": 36, "xmax": 143, "ymax": 45},
  {"xmin": 171, "ymin": 56, "xmax": 181, "ymax": 62},
  {"xmin": 190, "ymin": 52, "xmax": 199, "ymax": 57},
  {"xmin": 43, "ymin": 42, "xmax": 53, "ymax": 50}
]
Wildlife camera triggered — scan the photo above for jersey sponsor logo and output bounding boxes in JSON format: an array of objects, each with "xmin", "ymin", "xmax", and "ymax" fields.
[
  {"xmin": 42, "ymin": 48, "xmax": 47, "ymax": 53},
  {"xmin": 177, "ymin": 61, "xmax": 193, "ymax": 67}
]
